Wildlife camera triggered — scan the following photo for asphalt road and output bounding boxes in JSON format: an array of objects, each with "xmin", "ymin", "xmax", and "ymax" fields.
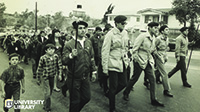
[{"xmin": 0, "ymin": 48, "xmax": 200, "ymax": 112}]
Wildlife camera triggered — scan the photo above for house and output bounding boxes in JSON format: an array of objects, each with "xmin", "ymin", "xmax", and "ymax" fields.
[
  {"xmin": 106, "ymin": 11, "xmax": 141, "ymax": 30},
  {"xmin": 137, "ymin": 8, "xmax": 185, "ymax": 31},
  {"xmin": 107, "ymin": 8, "xmax": 185, "ymax": 32}
]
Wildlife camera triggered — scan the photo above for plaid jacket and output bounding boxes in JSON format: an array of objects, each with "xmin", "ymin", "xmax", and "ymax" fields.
[{"xmin": 37, "ymin": 53, "xmax": 62, "ymax": 78}]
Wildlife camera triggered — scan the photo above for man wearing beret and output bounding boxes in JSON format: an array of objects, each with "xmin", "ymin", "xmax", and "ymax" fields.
[
  {"xmin": 102, "ymin": 15, "xmax": 129, "ymax": 112},
  {"xmin": 62, "ymin": 20, "xmax": 97, "ymax": 112},
  {"xmin": 168, "ymin": 27, "xmax": 194, "ymax": 88},
  {"xmin": 123, "ymin": 22, "xmax": 164, "ymax": 107},
  {"xmin": 154, "ymin": 25, "xmax": 173, "ymax": 97}
]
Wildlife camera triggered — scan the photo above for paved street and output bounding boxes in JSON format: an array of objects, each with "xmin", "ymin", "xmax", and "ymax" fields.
[{"xmin": 0, "ymin": 48, "xmax": 200, "ymax": 112}]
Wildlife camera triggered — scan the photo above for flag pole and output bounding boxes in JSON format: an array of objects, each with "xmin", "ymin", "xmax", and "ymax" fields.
[{"xmin": 186, "ymin": 24, "xmax": 199, "ymax": 74}]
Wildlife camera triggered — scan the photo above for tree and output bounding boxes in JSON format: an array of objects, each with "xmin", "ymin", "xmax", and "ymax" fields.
[
  {"xmin": 25, "ymin": 11, "xmax": 35, "ymax": 29},
  {"xmin": 170, "ymin": 0, "xmax": 200, "ymax": 41},
  {"xmin": 15, "ymin": 9, "xmax": 33, "ymax": 30},
  {"xmin": 37, "ymin": 15, "xmax": 48, "ymax": 30},
  {"xmin": 0, "ymin": 3, "xmax": 6, "ymax": 28},
  {"xmin": 50, "ymin": 11, "xmax": 65, "ymax": 29},
  {"xmin": 101, "ymin": 4, "xmax": 115, "ymax": 24}
]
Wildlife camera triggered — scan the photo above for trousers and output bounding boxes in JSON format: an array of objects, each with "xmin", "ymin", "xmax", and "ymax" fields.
[
  {"xmin": 168, "ymin": 56, "xmax": 188, "ymax": 84},
  {"xmin": 124, "ymin": 61, "xmax": 156, "ymax": 101},
  {"xmin": 67, "ymin": 77, "xmax": 91, "ymax": 112},
  {"xmin": 4, "ymin": 82, "xmax": 20, "ymax": 112},
  {"xmin": 155, "ymin": 58, "xmax": 171, "ymax": 90}
]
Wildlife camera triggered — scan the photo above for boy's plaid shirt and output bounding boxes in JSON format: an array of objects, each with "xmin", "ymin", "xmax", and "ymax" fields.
[{"xmin": 37, "ymin": 54, "xmax": 62, "ymax": 78}]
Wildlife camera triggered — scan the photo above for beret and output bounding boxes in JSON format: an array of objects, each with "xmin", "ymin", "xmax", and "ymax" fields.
[
  {"xmin": 72, "ymin": 21, "xmax": 88, "ymax": 29},
  {"xmin": 159, "ymin": 25, "xmax": 168, "ymax": 33},
  {"xmin": 114, "ymin": 15, "xmax": 127, "ymax": 23},
  {"xmin": 147, "ymin": 22, "xmax": 159, "ymax": 27},
  {"xmin": 103, "ymin": 24, "xmax": 113, "ymax": 32},
  {"xmin": 52, "ymin": 29, "xmax": 60, "ymax": 34},
  {"xmin": 180, "ymin": 27, "xmax": 189, "ymax": 32},
  {"xmin": 95, "ymin": 27, "xmax": 102, "ymax": 31},
  {"xmin": 45, "ymin": 43, "xmax": 55, "ymax": 49},
  {"xmin": 9, "ymin": 53, "xmax": 20, "ymax": 60}
]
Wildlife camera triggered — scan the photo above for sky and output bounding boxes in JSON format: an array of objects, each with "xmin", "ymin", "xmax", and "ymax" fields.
[{"xmin": 1, "ymin": 0, "xmax": 174, "ymax": 19}]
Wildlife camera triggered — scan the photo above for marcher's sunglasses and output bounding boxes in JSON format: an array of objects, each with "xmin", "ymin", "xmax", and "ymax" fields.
[
  {"xmin": 121, "ymin": 22, "xmax": 127, "ymax": 25},
  {"xmin": 78, "ymin": 26, "xmax": 86, "ymax": 29}
]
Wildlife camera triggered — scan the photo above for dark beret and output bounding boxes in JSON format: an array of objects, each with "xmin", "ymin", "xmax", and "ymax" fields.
[
  {"xmin": 180, "ymin": 27, "xmax": 189, "ymax": 32},
  {"xmin": 105, "ymin": 24, "xmax": 113, "ymax": 29},
  {"xmin": 72, "ymin": 21, "xmax": 88, "ymax": 29},
  {"xmin": 114, "ymin": 15, "xmax": 127, "ymax": 23},
  {"xmin": 45, "ymin": 43, "xmax": 55, "ymax": 49},
  {"xmin": 9, "ymin": 53, "xmax": 20, "ymax": 60},
  {"xmin": 52, "ymin": 29, "xmax": 60, "ymax": 34},
  {"xmin": 95, "ymin": 27, "xmax": 102, "ymax": 31},
  {"xmin": 103, "ymin": 24, "xmax": 113, "ymax": 32},
  {"xmin": 40, "ymin": 30, "xmax": 46, "ymax": 34},
  {"xmin": 159, "ymin": 25, "xmax": 168, "ymax": 33},
  {"xmin": 147, "ymin": 22, "xmax": 159, "ymax": 27}
]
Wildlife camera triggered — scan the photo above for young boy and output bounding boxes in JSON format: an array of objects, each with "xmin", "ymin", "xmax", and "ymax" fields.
[
  {"xmin": 37, "ymin": 43, "xmax": 62, "ymax": 112},
  {"xmin": 0, "ymin": 53, "xmax": 25, "ymax": 112}
]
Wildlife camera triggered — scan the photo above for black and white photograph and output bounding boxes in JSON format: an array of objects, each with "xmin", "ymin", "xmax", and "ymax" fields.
[{"xmin": 0, "ymin": 0, "xmax": 200, "ymax": 112}]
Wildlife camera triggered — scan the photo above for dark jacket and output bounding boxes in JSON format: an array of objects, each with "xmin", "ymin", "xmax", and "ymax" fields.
[{"xmin": 62, "ymin": 38, "xmax": 96, "ymax": 79}]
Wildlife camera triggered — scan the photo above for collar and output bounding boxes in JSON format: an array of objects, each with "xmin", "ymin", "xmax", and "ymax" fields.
[
  {"xmin": 181, "ymin": 33, "xmax": 187, "ymax": 38},
  {"xmin": 146, "ymin": 32, "xmax": 154, "ymax": 41},
  {"xmin": 160, "ymin": 34, "xmax": 167, "ymax": 41},
  {"xmin": 112, "ymin": 27, "xmax": 126, "ymax": 35},
  {"xmin": 72, "ymin": 36, "xmax": 86, "ymax": 42}
]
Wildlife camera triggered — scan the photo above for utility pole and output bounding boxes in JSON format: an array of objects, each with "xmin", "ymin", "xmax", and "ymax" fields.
[{"xmin": 35, "ymin": 2, "xmax": 37, "ymax": 33}]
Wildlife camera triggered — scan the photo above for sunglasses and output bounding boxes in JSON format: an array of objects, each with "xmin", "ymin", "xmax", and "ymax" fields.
[
  {"xmin": 121, "ymin": 22, "xmax": 127, "ymax": 25},
  {"xmin": 78, "ymin": 26, "xmax": 86, "ymax": 29}
]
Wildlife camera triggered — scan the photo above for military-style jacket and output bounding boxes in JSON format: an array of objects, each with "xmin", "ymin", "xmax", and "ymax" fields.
[{"xmin": 62, "ymin": 37, "xmax": 96, "ymax": 79}]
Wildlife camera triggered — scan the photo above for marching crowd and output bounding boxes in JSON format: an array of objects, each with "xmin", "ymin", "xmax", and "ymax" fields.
[{"xmin": 0, "ymin": 15, "xmax": 195, "ymax": 112}]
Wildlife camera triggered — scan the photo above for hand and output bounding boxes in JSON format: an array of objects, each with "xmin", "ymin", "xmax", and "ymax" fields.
[
  {"xmin": 22, "ymin": 88, "xmax": 25, "ymax": 94},
  {"xmin": 190, "ymin": 40, "xmax": 196, "ymax": 45},
  {"xmin": 72, "ymin": 49, "xmax": 78, "ymax": 57},
  {"xmin": 176, "ymin": 57, "xmax": 180, "ymax": 62},
  {"xmin": 58, "ymin": 75, "xmax": 62, "ymax": 81},
  {"xmin": 91, "ymin": 72, "xmax": 97, "ymax": 82},
  {"xmin": 62, "ymin": 65, "xmax": 66, "ymax": 69},
  {"xmin": 103, "ymin": 69, "xmax": 109, "ymax": 76}
]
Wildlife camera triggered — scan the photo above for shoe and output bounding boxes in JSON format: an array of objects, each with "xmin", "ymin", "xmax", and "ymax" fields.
[
  {"xmin": 151, "ymin": 100, "xmax": 164, "ymax": 107},
  {"xmin": 163, "ymin": 90, "xmax": 173, "ymax": 97},
  {"xmin": 123, "ymin": 93, "xmax": 129, "ymax": 101},
  {"xmin": 54, "ymin": 88, "xmax": 60, "ymax": 92},
  {"xmin": 183, "ymin": 82, "xmax": 192, "ymax": 88}
]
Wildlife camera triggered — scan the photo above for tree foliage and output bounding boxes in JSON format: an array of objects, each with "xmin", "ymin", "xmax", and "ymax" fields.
[
  {"xmin": 170, "ymin": 0, "xmax": 200, "ymax": 43},
  {"xmin": 0, "ymin": 3, "xmax": 6, "ymax": 27},
  {"xmin": 170, "ymin": 0, "xmax": 200, "ymax": 26}
]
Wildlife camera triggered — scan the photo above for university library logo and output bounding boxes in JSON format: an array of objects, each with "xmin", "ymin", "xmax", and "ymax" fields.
[{"xmin": 5, "ymin": 99, "xmax": 14, "ymax": 109}]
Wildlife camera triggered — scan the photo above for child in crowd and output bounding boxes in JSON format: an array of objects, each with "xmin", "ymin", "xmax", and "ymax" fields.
[
  {"xmin": 0, "ymin": 53, "xmax": 25, "ymax": 112},
  {"xmin": 37, "ymin": 43, "xmax": 62, "ymax": 112}
]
